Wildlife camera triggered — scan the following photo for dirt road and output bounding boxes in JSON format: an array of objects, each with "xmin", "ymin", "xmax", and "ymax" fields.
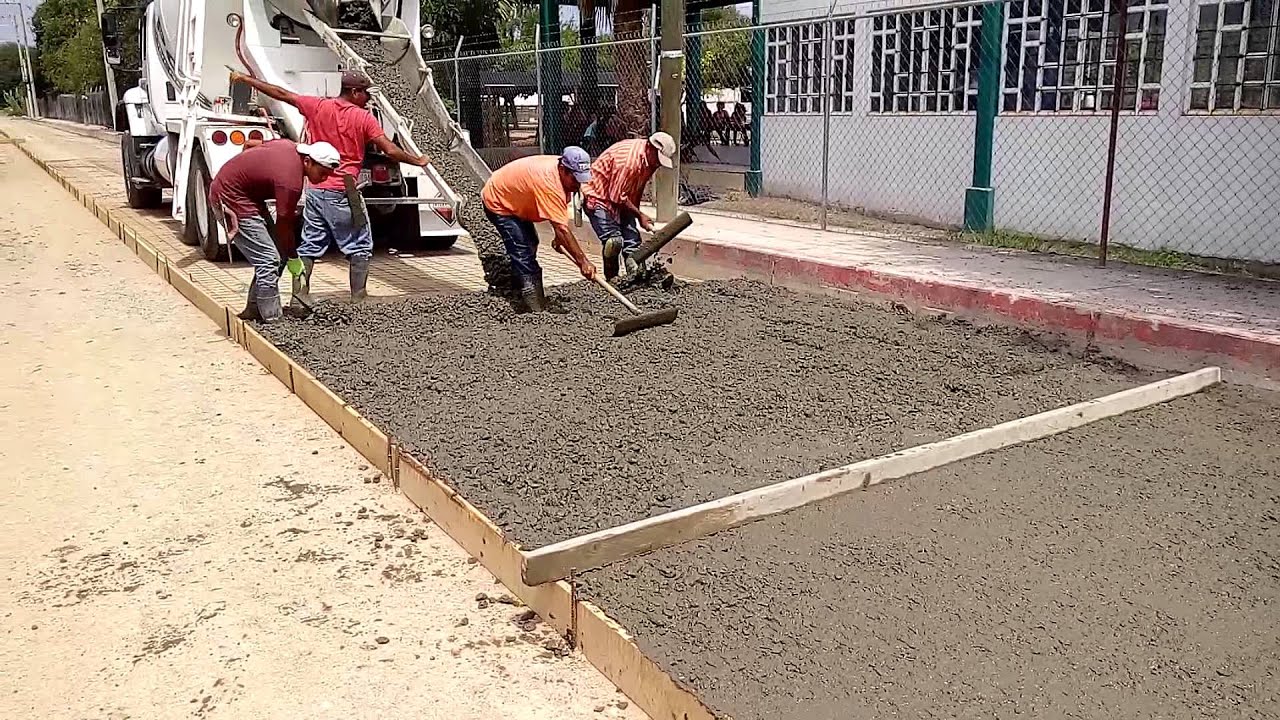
[{"xmin": 0, "ymin": 144, "xmax": 640, "ymax": 718}]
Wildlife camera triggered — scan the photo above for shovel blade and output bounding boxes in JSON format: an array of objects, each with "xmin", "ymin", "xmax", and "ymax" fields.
[{"xmin": 612, "ymin": 308, "xmax": 679, "ymax": 337}]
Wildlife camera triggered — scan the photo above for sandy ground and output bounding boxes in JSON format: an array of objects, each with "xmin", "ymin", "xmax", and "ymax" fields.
[{"xmin": 0, "ymin": 146, "xmax": 640, "ymax": 718}]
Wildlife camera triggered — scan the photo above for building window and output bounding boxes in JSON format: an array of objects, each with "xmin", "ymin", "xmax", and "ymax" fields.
[
  {"xmin": 1003, "ymin": 0, "xmax": 1168, "ymax": 113},
  {"xmin": 1190, "ymin": 0, "xmax": 1280, "ymax": 111},
  {"xmin": 766, "ymin": 24, "xmax": 824, "ymax": 114},
  {"xmin": 871, "ymin": 7, "xmax": 986, "ymax": 113},
  {"xmin": 765, "ymin": 22, "xmax": 857, "ymax": 114}
]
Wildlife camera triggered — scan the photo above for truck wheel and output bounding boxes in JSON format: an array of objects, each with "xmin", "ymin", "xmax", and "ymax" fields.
[
  {"xmin": 121, "ymin": 132, "xmax": 162, "ymax": 210},
  {"xmin": 183, "ymin": 153, "xmax": 226, "ymax": 261}
]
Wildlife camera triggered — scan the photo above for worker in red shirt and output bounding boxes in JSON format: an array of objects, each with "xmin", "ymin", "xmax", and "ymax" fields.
[
  {"xmin": 581, "ymin": 132, "xmax": 676, "ymax": 279},
  {"xmin": 209, "ymin": 139, "xmax": 341, "ymax": 322},
  {"xmin": 229, "ymin": 69, "xmax": 428, "ymax": 302}
]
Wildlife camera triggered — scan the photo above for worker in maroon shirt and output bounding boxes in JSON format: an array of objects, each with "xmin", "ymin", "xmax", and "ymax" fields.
[
  {"xmin": 209, "ymin": 139, "xmax": 341, "ymax": 322},
  {"xmin": 229, "ymin": 69, "xmax": 428, "ymax": 302}
]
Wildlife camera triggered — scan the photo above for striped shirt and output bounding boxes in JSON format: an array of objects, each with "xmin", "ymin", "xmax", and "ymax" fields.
[{"xmin": 582, "ymin": 139, "xmax": 657, "ymax": 213}]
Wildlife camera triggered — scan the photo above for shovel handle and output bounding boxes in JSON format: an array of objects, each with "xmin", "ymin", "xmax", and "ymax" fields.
[{"xmin": 593, "ymin": 276, "xmax": 642, "ymax": 315}]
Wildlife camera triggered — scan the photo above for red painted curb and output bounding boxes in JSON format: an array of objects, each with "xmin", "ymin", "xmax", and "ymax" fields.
[{"xmin": 669, "ymin": 237, "xmax": 1280, "ymax": 376}]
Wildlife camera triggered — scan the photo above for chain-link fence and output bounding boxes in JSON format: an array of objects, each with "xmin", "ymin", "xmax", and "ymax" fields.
[
  {"xmin": 37, "ymin": 89, "xmax": 113, "ymax": 128},
  {"xmin": 437, "ymin": 0, "xmax": 1280, "ymax": 268}
]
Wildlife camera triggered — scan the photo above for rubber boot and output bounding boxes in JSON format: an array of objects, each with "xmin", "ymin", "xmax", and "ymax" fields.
[
  {"xmin": 622, "ymin": 251, "xmax": 639, "ymax": 277},
  {"xmin": 349, "ymin": 255, "xmax": 370, "ymax": 303},
  {"xmin": 520, "ymin": 283, "xmax": 548, "ymax": 313},
  {"xmin": 602, "ymin": 237, "xmax": 623, "ymax": 280},
  {"xmin": 236, "ymin": 280, "xmax": 262, "ymax": 321},
  {"xmin": 256, "ymin": 289, "xmax": 284, "ymax": 324}
]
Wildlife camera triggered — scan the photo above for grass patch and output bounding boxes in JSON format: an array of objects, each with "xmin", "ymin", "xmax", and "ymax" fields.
[{"xmin": 961, "ymin": 229, "xmax": 1279, "ymax": 279}]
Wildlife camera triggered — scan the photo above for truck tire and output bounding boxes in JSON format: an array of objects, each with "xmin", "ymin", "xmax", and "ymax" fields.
[
  {"xmin": 183, "ymin": 152, "xmax": 226, "ymax": 261},
  {"xmin": 121, "ymin": 133, "xmax": 162, "ymax": 210}
]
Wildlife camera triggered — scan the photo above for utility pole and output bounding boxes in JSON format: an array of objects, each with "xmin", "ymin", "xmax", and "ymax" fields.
[
  {"xmin": 654, "ymin": 0, "xmax": 684, "ymax": 222},
  {"xmin": 93, "ymin": 0, "xmax": 120, "ymax": 109},
  {"xmin": 2, "ymin": 2, "xmax": 39, "ymax": 117}
]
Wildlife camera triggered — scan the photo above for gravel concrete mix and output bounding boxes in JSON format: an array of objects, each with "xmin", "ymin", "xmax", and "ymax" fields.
[
  {"xmin": 261, "ymin": 279, "xmax": 1155, "ymax": 548},
  {"xmin": 579, "ymin": 385, "xmax": 1280, "ymax": 719}
]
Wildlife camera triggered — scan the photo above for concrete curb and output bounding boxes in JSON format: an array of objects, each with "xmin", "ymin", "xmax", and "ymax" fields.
[{"xmin": 666, "ymin": 235, "xmax": 1280, "ymax": 379}]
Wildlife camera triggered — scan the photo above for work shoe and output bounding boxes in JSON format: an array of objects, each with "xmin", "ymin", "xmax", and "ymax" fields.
[
  {"xmin": 602, "ymin": 237, "xmax": 623, "ymax": 280},
  {"xmin": 349, "ymin": 255, "xmax": 370, "ymax": 302}
]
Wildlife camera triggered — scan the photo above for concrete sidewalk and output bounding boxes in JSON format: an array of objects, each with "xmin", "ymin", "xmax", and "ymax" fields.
[{"xmin": 655, "ymin": 205, "xmax": 1280, "ymax": 379}]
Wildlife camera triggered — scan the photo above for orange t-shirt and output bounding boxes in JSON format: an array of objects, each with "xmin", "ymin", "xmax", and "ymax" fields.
[{"xmin": 481, "ymin": 156, "xmax": 571, "ymax": 225}]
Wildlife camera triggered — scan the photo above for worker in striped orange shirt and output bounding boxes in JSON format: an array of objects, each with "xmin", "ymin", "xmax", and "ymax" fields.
[{"xmin": 581, "ymin": 132, "xmax": 676, "ymax": 279}]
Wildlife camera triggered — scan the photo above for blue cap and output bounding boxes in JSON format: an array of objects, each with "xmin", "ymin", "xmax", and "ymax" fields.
[{"xmin": 559, "ymin": 145, "xmax": 592, "ymax": 184}]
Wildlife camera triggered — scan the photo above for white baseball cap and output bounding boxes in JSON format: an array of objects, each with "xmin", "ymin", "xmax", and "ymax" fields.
[
  {"xmin": 297, "ymin": 141, "xmax": 341, "ymax": 169},
  {"xmin": 649, "ymin": 132, "xmax": 676, "ymax": 168}
]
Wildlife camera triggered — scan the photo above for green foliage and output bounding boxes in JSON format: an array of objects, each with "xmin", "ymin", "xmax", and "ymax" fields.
[
  {"xmin": 2, "ymin": 86, "xmax": 27, "ymax": 115},
  {"xmin": 698, "ymin": 7, "xmax": 751, "ymax": 90},
  {"xmin": 33, "ymin": 0, "xmax": 105, "ymax": 93},
  {"xmin": 0, "ymin": 43, "xmax": 24, "ymax": 96}
]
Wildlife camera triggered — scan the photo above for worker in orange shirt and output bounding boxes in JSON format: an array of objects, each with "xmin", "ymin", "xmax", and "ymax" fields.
[
  {"xmin": 481, "ymin": 147, "xmax": 597, "ymax": 312},
  {"xmin": 581, "ymin": 132, "xmax": 675, "ymax": 279}
]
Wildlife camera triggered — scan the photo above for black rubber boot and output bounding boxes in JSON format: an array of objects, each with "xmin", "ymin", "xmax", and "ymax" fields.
[
  {"xmin": 349, "ymin": 255, "xmax": 370, "ymax": 302},
  {"xmin": 236, "ymin": 280, "xmax": 261, "ymax": 321},
  {"xmin": 256, "ymin": 290, "xmax": 284, "ymax": 323},
  {"xmin": 521, "ymin": 285, "xmax": 548, "ymax": 312},
  {"xmin": 602, "ymin": 237, "xmax": 622, "ymax": 280}
]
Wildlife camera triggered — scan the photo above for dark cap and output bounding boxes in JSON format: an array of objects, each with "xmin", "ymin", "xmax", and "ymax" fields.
[{"xmin": 340, "ymin": 70, "xmax": 373, "ymax": 91}]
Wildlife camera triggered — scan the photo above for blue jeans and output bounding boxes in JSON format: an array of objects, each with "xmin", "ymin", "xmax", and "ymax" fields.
[
  {"xmin": 300, "ymin": 188, "xmax": 373, "ymax": 261},
  {"xmin": 587, "ymin": 204, "xmax": 642, "ymax": 254},
  {"xmin": 231, "ymin": 215, "xmax": 281, "ymax": 303},
  {"xmin": 484, "ymin": 206, "xmax": 541, "ymax": 289}
]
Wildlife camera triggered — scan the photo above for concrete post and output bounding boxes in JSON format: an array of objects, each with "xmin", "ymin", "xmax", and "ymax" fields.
[{"xmin": 655, "ymin": 0, "xmax": 685, "ymax": 221}]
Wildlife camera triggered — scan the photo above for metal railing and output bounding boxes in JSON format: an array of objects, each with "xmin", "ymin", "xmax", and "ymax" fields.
[{"xmin": 431, "ymin": 0, "xmax": 1280, "ymax": 268}]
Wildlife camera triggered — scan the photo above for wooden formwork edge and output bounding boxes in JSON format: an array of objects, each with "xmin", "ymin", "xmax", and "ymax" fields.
[
  {"xmin": 20, "ymin": 138, "xmax": 714, "ymax": 720},
  {"xmin": 522, "ymin": 366, "xmax": 1224, "ymax": 586}
]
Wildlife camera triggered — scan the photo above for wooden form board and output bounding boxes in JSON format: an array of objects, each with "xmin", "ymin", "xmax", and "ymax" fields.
[
  {"xmin": 521, "ymin": 367, "xmax": 1223, "ymax": 585},
  {"xmin": 576, "ymin": 601, "xmax": 718, "ymax": 720},
  {"xmin": 24, "ymin": 143, "xmax": 727, "ymax": 720}
]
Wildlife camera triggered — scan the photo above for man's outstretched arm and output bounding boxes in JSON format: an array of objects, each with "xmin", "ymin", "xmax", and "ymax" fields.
[
  {"xmin": 229, "ymin": 71, "xmax": 301, "ymax": 108},
  {"xmin": 370, "ymin": 135, "xmax": 429, "ymax": 168}
]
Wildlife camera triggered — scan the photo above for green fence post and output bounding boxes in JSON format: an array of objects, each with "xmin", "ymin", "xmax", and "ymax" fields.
[
  {"xmin": 963, "ymin": 2, "xmax": 1003, "ymax": 233},
  {"xmin": 539, "ymin": 0, "xmax": 563, "ymax": 153},
  {"xmin": 685, "ymin": 6, "xmax": 703, "ymax": 141},
  {"xmin": 746, "ymin": 0, "xmax": 764, "ymax": 197}
]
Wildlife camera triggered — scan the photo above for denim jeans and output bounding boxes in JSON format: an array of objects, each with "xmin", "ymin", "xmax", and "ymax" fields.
[
  {"xmin": 231, "ymin": 215, "xmax": 282, "ymax": 304},
  {"xmin": 300, "ymin": 188, "xmax": 373, "ymax": 261},
  {"xmin": 483, "ymin": 206, "xmax": 541, "ymax": 289},
  {"xmin": 586, "ymin": 203, "xmax": 642, "ymax": 254}
]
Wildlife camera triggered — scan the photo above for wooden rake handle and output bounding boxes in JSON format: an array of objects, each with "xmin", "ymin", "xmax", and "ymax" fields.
[{"xmin": 592, "ymin": 276, "xmax": 642, "ymax": 315}]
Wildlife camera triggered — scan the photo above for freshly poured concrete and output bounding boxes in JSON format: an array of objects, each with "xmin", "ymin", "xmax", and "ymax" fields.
[
  {"xmin": 262, "ymin": 279, "xmax": 1152, "ymax": 548},
  {"xmin": 580, "ymin": 386, "xmax": 1280, "ymax": 719}
]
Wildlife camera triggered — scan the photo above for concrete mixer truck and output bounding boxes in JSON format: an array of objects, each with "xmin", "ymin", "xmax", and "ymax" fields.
[{"xmin": 101, "ymin": 0, "xmax": 465, "ymax": 261}]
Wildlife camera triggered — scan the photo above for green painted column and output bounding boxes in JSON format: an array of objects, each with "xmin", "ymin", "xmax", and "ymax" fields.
[
  {"xmin": 746, "ymin": 0, "xmax": 764, "ymax": 196},
  {"xmin": 963, "ymin": 2, "xmax": 1003, "ymax": 233},
  {"xmin": 684, "ymin": 6, "xmax": 703, "ymax": 140},
  {"xmin": 539, "ymin": 0, "xmax": 564, "ymax": 153}
]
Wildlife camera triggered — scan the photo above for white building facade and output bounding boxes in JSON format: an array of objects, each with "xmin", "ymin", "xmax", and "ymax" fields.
[{"xmin": 756, "ymin": 0, "xmax": 1280, "ymax": 262}]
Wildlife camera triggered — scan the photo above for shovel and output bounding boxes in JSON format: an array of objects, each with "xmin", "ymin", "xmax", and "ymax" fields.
[
  {"xmin": 591, "ymin": 276, "xmax": 678, "ymax": 336},
  {"xmin": 555, "ymin": 245, "xmax": 678, "ymax": 335}
]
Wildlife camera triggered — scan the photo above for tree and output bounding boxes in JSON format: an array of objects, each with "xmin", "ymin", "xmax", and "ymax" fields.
[
  {"xmin": 33, "ymin": 0, "xmax": 105, "ymax": 93},
  {"xmin": 0, "ymin": 43, "xmax": 24, "ymax": 96},
  {"xmin": 699, "ymin": 6, "xmax": 749, "ymax": 90}
]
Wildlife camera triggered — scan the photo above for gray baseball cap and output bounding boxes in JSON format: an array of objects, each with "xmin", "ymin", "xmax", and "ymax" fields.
[{"xmin": 559, "ymin": 145, "xmax": 592, "ymax": 184}]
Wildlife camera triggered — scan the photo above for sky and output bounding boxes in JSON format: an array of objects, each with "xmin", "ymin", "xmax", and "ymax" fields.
[{"xmin": 0, "ymin": 0, "xmax": 38, "ymax": 46}]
